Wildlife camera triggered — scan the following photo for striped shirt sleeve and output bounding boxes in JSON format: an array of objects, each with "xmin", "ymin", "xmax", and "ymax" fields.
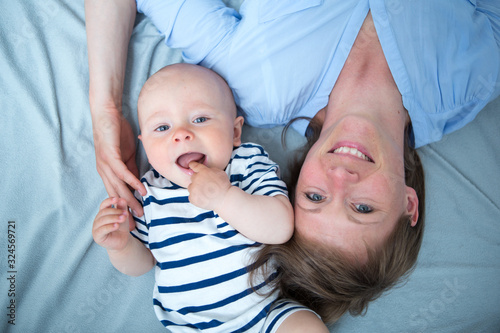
[{"xmin": 227, "ymin": 143, "xmax": 288, "ymax": 198}]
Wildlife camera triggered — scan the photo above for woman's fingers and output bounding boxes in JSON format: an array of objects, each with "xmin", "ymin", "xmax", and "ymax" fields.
[{"xmin": 102, "ymin": 161, "xmax": 144, "ymax": 217}]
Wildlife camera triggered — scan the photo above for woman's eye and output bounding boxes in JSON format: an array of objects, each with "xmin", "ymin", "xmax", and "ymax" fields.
[
  {"xmin": 193, "ymin": 117, "xmax": 208, "ymax": 124},
  {"xmin": 306, "ymin": 193, "xmax": 325, "ymax": 202},
  {"xmin": 155, "ymin": 125, "xmax": 169, "ymax": 132},
  {"xmin": 354, "ymin": 204, "xmax": 373, "ymax": 214}
]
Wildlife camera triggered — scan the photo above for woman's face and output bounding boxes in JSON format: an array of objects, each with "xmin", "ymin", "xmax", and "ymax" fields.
[{"xmin": 294, "ymin": 86, "xmax": 419, "ymax": 260}]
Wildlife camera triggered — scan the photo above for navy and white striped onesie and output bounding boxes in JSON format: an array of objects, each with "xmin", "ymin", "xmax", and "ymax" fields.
[{"xmin": 131, "ymin": 143, "xmax": 314, "ymax": 332}]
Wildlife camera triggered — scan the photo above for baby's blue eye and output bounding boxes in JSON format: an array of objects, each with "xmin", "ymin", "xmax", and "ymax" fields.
[
  {"xmin": 194, "ymin": 117, "xmax": 208, "ymax": 123},
  {"xmin": 354, "ymin": 204, "xmax": 373, "ymax": 214},
  {"xmin": 155, "ymin": 125, "xmax": 169, "ymax": 132},
  {"xmin": 306, "ymin": 193, "xmax": 324, "ymax": 202}
]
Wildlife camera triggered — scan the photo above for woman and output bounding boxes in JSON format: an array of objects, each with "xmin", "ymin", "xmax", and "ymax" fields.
[{"xmin": 85, "ymin": 0, "xmax": 500, "ymax": 322}]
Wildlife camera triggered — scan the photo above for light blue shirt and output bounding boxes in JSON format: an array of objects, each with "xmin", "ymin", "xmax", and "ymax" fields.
[{"xmin": 136, "ymin": 0, "xmax": 500, "ymax": 148}]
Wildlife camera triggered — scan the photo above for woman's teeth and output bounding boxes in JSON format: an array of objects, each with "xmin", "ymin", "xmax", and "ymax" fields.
[{"xmin": 333, "ymin": 146, "xmax": 371, "ymax": 161}]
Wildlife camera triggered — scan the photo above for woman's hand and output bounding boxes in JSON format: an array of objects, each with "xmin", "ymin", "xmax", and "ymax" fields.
[
  {"xmin": 85, "ymin": 0, "xmax": 141, "ymax": 218},
  {"xmin": 92, "ymin": 107, "xmax": 146, "ymax": 218}
]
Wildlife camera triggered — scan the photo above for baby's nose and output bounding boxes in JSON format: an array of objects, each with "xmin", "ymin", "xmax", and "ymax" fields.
[{"xmin": 173, "ymin": 127, "xmax": 194, "ymax": 142}]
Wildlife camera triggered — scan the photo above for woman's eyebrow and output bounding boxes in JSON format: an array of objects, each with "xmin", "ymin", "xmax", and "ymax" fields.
[{"xmin": 348, "ymin": 214, "xmax": 380, "ymax": 225}]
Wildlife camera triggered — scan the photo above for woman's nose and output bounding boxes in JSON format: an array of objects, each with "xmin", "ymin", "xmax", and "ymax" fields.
[
  {"xmin": 173, "ymin": 127, "xmax": 194, "ymax": 142},
  {"xmin": 327, "ymin": 167, "xmax": 359, "ymax": 187}
]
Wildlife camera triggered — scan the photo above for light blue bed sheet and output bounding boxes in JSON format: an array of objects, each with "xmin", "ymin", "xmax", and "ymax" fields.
[{"xmin": 0, "ymin": 1, "xmax": 498, "ymax": 332}]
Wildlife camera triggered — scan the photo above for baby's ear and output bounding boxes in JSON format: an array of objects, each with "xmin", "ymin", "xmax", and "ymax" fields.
[{"xmin": 233, "ymin": 116, "xmax": 244, "ymax": 146}]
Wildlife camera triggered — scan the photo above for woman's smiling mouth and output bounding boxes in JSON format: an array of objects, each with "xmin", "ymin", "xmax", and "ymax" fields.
[{"xmin": 332, "ymin": 146, "xmax": 373, "ymax": 162}]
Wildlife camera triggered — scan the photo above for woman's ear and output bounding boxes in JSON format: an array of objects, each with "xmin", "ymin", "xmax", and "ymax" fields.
[
  {"xmin": 233, "ymin": 116, "xmax": 244, "ymax": 147},
  {"xmin": 405, "ymin": 186, "xmax": 419, "ymax": 227}
]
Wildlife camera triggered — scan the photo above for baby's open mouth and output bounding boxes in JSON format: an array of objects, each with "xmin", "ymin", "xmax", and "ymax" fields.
[{"xmin": 176, "ymin": 152, "xmax": 206, "ymax": 169}]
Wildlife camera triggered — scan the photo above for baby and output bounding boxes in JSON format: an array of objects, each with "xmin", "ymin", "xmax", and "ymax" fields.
[{"xmin": 92, "ymin": 64, "xmax": 327, "ymax": 332}]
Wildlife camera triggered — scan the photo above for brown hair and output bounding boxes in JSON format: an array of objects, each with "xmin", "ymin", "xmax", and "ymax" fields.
[{"xmin": 251, "ymin": 117, "xmax": 425, "ymax": 323}]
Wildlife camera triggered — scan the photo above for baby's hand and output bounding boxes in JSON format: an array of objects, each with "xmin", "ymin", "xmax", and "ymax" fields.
[
  {"xmin": 187, "ymin": 161, "xmax": 231, "ymax": 211},
  {"xmin": 92, "ymin": 197, "xmax": 132, "ymax": 251}
]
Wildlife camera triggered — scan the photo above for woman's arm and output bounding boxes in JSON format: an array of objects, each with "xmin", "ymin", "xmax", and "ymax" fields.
[{"xmin": 85, "ymin": 0, "xmax": 146, "ymax": 217}]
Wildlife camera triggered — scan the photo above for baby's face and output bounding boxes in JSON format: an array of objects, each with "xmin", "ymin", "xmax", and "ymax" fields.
[{"xmin": 138, "ymin": 65, "xmax": 242, "ymax": 188}]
